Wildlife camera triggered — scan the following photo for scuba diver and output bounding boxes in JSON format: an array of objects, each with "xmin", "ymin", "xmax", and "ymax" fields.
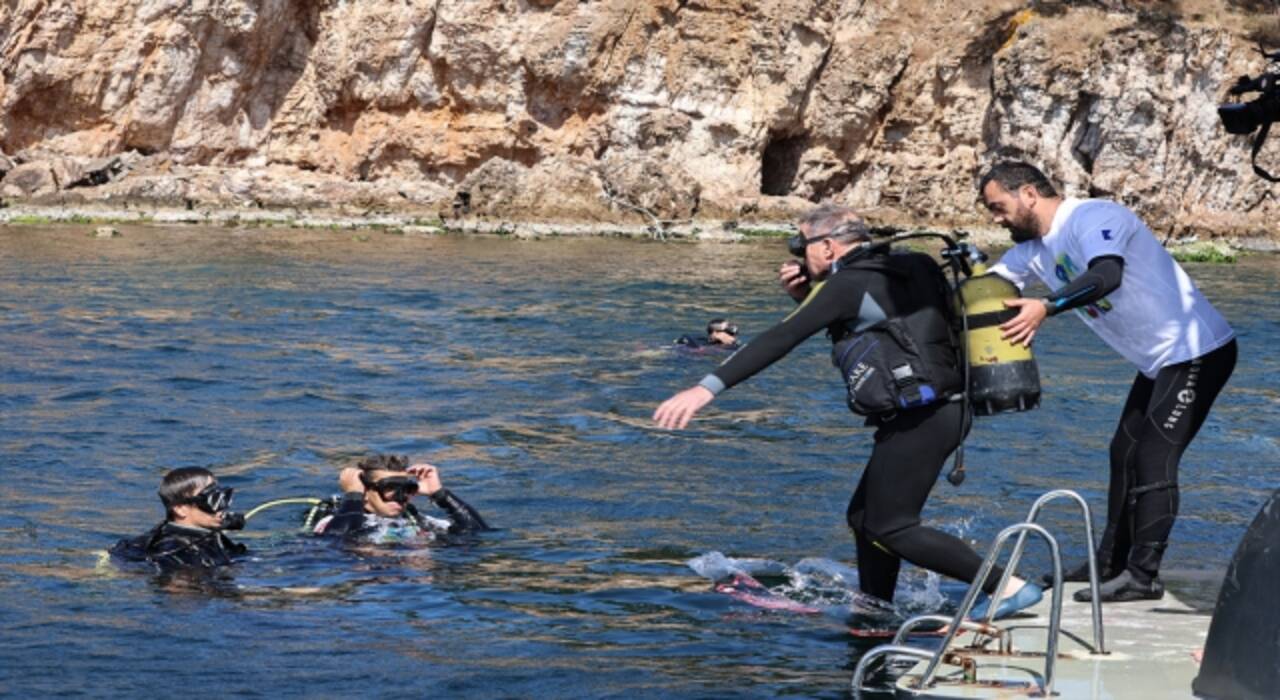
[
  {"xmin": 109, "ymin": 467, "xmax": 247, "ymax": 572},
  {"xmin": 674, "ymin": 319, "xmax": 741, "ymax": 353},
  {"xmin": 654, "ymin": 203, "xmax": 1040, "ymax": 620},
  {"xmin": 309, "ymin": 454, "xmax": 490, "ymax": 543},
  {"xmin": 978, "ymin": 161, "xmax": 1236, "ymax": 603}
]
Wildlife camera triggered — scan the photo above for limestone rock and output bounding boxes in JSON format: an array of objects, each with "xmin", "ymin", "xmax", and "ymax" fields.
[
  {"xmin": 0, "ymin": 1, "xmax": 1275, "ymax": 235},
  {"xmin": 1, "ymin": 162, "xmax": 58, "ymax": 198}
]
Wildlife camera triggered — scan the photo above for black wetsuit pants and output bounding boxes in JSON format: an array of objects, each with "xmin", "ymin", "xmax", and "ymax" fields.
[
  {"xmin": 1097, "ymin": 339, "xmax": 1237, "ymax": 583},
  {"xmin": 846, "ymin": 401, "xmax": 1002, "ymax": 602}
]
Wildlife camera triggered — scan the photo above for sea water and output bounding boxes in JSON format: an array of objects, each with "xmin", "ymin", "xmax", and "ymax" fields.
[{"xmin": 1, "ymin": 226, "xmax": 1275, "ymax": 697}]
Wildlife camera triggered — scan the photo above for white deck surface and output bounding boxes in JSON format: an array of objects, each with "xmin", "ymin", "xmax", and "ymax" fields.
[{"xmin": 887, "ymin": 583, "xmax": 1209, "ymax": 699}]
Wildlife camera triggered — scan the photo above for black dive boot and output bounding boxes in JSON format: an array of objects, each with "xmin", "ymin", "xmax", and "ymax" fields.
[
  {"xmin": 1072, "ymin": 569, "xmax": 1164, "ymax": 603},
  {"xmin": 1040, "ymin": 559, "xmax": 1118, "ymax": 589}
]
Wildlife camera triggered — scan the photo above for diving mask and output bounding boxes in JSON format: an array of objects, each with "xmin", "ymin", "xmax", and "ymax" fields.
[
  {"xmin": 706, "ymin": 320, "xmax": 739, "ymax": 338},
  {"xmin": 182, "ymin": 483, "xmax": 235, "ymax": 515},
  {"xmin": 362, "ymin": 474, "xmax": 419, "ymax": 504}
]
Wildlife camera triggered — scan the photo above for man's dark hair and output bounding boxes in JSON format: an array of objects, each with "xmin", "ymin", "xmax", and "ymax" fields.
[
  {"xmin": 799, "ymin": 202, "xmax": 870, "ymax": 244},
  {"xmin": 978, "ymin": 161, "xmax": 1059, "ymax": 198},
  {"xmin": 159, "ymin": 467, "xmax": 215, "ymax": 520},
  {"xmin": 357, "ymin": 454, "xmax": 409, "ymax": 474}
]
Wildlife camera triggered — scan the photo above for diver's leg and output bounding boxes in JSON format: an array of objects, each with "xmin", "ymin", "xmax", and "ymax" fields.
[
  {"xmin": 1098, "ymin": 374, "xmax": 1153, "ymax": 576},
  {"xmin": 1128, "ymin": 341, "xmax": 1237, "ymax": 581},
  {"xmin": 848, "ymin": 471, "xmax": 901, "ymax": 602},
  {"xmin": 1078, "ymin": 340, "xmax": 1236, "ymax": 602},
  {"xmin": 857, "ymin": 402, "xmax": 1004, "ymax": 596}
]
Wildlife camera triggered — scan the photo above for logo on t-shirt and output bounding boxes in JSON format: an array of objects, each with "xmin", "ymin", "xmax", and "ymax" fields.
[{"xmin": 1054, "ymin": 254, "xmax": 1113, "ymax": 318}]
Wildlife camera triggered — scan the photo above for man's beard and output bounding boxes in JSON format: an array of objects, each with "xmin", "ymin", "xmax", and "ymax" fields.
[
  {"xmin": 1005, "ymin": 208, "xmax": 1039, "ymax": 243},
  {"xmin": 1008, "ymin": 225, "xmax": 1037, "ymax": 243}
]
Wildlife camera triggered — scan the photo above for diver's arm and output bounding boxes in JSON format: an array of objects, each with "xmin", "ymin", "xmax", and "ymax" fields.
[
  {"xmin": 428, "ymin": 488, "xmax": 491, "ymax": 534},
  {"xmin": 654, "ymin": 276, "xmax": 856, "ymax": 430},
  {"xmin": 1000, "ymin": 256, "xmax": 1124, "ymax": 346},
  {"xmin": 1043, "ymin": 255, "xmax": 1123, "ymax": 315},
  {"xmin": 702, "ymin": 274, "xmax": 857, "ymax": 394}
]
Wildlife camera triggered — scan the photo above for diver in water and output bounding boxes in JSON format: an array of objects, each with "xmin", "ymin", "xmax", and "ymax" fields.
[
  {"xmin": 674, "ymin": 319, "xmax": 741, "ymax": 352},
  {"xmin": 109, "ymin": 467, "xmax": 247, "ymax": 572},
  {"xmin": 654, "ymin": 203, "xmax": 1039, "ymax": 620},
  {"xmin": 310, "ymin": 454, "xmax": 489, "ymax": 542},
  {"xmin": 978, "ymin": 161, "xmax": 1236, "ymax": 603}
]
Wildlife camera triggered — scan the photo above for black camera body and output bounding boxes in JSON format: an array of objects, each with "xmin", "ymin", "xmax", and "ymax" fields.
[
  {"xmin": 1218, "ymin": 48, "xmax": 1280, "ymax": 181},
  {"xmin": 1218, "ymin": 75, "xmax": 1280, "ymax": 135}
]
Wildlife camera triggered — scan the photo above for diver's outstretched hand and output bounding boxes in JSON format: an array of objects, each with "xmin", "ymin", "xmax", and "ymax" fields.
[
  {"xmin": 653, "ymin": 386, "xmax": 714, "ymax": 430},
  {"xmin": 407, "ymin": 462, "xmax": 443, "ymax": 496}
]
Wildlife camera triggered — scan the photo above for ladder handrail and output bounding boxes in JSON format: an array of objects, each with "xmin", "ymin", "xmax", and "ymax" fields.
[
  {"xmin": 918, "ymin": 522, "xmax": 1064, "ymax": 694},
  {"xmin": 850, "ymin": 645, "xmax": 937, "ymax": 697},
  {"xmin": 982, "ymin": 489, "xmax": 1106, "ymax": 654}
]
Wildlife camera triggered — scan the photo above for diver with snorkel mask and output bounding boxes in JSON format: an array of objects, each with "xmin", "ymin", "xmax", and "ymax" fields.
[
  {"xmin": 307, "ymin": 454, "xmax": 490, "ymax": 543},
  {"xmin": 110, "ymin": 467, "xmax": 248, "ymax": 572}
]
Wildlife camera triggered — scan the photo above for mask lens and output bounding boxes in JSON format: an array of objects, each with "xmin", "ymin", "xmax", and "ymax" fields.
[
  {"xmin": 193, "ymin": 484, "xmax": 233, "ymax": 514},
  {"xmin": 787, "ymin": 234, "xmax": 805, "ymax": 258},
  {"xmin": 374, "ymin": 477, "xmax": 418, "ymax": 504}
]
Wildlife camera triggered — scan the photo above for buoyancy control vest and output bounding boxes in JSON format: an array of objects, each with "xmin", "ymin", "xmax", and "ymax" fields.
[
  {"xmin": 825, "ymin": 232, "xmax": 1041, "ymax": 484},
  {"xmin": 829, "ymin": 251, "xmax": 964, "ymax": 417}
]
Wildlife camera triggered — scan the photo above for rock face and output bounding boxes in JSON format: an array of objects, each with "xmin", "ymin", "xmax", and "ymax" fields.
[{"xmin": 1, "ymin": 0, "xmax": 1276, "ymax": 235}]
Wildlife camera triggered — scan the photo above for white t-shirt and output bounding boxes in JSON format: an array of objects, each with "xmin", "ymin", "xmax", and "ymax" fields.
[{"xmin": 990, "ymin": 198, "xmax": 1234, "ymax": 377}]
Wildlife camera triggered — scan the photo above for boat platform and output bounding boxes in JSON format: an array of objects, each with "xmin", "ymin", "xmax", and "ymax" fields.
[{"xmin": 884, "ymin": 582, "xmax": 1209, "ymax": 698}]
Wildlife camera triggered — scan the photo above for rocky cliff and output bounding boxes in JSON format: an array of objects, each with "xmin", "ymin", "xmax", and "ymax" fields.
[{"xmin": 1, "ymin": 0, "xmax": 1277, "ymax": 237}]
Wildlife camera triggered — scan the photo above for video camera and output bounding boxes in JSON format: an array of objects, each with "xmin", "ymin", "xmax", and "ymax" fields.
[{"xmin": 1218, "ymin": 47, "xmax": 1280, "ymax": 182}]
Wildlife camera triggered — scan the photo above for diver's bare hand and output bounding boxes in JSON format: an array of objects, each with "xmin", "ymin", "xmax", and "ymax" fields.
[
  {"xmin": 999, "ymin": 298, "xmax": 1048, "ymax": 347},
  {"xmin": 408, "ymin": 463, "xmax": 443, "ymax": 496},
  {"xmin": 339, "ymin": 467, "xmax": 365, "ymax": 494},
  {"xmin": 779, "ymin": 261, "xmax": 810, "ymax": 302},
  {"xmin": 653, "ymin": 386, "xmax": 714, "ymax": 430}
]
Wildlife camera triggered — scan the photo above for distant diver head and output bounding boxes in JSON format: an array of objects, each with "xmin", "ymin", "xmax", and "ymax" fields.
[
  {"xmin": 978, "ymin": 161, "xmax": 1058, "ymax": 243},
  {"xmin": 705, "ymin": 319, "xmax": 739, "ymax": 345},
  {"xmin": 160, "ymin": 467, "xmax": 238, "ymax": 529},
  {"xmin": 792, "ymin": 203, "xmax": 872, "ymax": 280},
  {"xmin": 357, "ymin": 454, "xmax": 418, "ymax": 516}
]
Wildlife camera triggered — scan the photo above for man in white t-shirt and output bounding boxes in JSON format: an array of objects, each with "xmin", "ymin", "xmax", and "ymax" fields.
[{"xmin": 978, "ymin": 161, "xmax": 1237, "ymax": 603}]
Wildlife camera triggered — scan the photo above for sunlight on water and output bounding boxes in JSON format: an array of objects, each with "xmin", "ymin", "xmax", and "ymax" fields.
[{"xmin": 0, "ymin": 226, "xmax": 1276, "ymax": 697}]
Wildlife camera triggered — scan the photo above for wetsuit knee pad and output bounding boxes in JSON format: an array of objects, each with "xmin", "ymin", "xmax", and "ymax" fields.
[
  {"xmin": 851, "ymin": 519, "xmax": 920, "ymax": 558},
  {"xmin": 1127, "ymin": 480, "xmax": 1178, "ymax": 505}
]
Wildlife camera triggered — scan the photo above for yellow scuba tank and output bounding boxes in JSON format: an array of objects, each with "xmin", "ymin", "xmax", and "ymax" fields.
[{"xmin": 956, "ymin": 261, "xmax": 1041, "ymax": 415}]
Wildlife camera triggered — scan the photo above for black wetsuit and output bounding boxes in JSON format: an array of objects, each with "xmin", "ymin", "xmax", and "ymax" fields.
[
  {"xmin": 699, "ymin": 250, "xmax": 1002, "ymax": 603},
  {"xmin": 1032, "ymin": 255, "xmax": 1238, "ymax": 585},
  {"xmin": 1099, "ymin": 337, "xmax": 1237, "ymax": 581},
  {"xmin": 315, "ymin": 488, "xmax": 490, "ymax": 540},
  {"xmin": 110, "ymin": 522, "xmax": 246, "ymax": 572}
]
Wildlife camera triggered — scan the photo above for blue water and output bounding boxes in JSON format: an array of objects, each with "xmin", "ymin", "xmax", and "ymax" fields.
[{"xmin": 1, "ymin": 227, "xmax": 1276, "ymax": 697}]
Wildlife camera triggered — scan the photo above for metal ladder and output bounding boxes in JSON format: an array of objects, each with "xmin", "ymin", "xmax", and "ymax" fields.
[{"xmin": 851, "ymin": 489, "xmax": 1107, "ymax": 698}]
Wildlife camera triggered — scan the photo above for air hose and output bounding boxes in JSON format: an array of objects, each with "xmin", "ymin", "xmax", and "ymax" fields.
[{"xmin": 242, "ymin": 498, "xmax": 324, "ymax": 521}]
